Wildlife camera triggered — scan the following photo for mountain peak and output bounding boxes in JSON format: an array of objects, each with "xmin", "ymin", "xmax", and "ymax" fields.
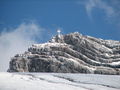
[{"xmin": 8, "ymin": 32, "xmax": 120, "ymax": 75}]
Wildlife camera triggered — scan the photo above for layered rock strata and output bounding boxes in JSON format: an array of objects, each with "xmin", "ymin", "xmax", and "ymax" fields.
[{"xmin": 8, "ymin": 32, "xmax": 120, "ymax": 74}]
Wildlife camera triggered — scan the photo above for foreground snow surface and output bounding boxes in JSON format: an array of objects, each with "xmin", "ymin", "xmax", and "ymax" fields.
[{"xmin": 0, "ymin": 72, "xmax": 120, "ymax": 90}]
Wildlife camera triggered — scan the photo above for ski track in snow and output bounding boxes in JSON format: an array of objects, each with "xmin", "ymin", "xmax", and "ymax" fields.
[{"xmin": 0, "ymin": 72, "xmax": 120, "ymax": 90}]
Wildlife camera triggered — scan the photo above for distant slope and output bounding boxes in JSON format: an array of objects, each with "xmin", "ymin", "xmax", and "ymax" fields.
[
  {"xmin": 8, "ymin": 32, "xmax": 120, "ymax": 74},
  {"xmin": 0, "ymin": 72, "xmax": 120, "ymax": 90}
]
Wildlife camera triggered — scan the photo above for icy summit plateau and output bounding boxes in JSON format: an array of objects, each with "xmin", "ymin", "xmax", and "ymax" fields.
[{"xmin": 8, "ymin": 32, "xmax": 120, "ymax": 75}]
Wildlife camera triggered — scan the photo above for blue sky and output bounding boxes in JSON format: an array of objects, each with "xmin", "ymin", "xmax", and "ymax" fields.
[
  {"xmin": 0, "ymin": 0, "xmax": 120, "ymax": 41},
  {"xmin": 0, "ymin": 0, "xmax": 120, "ymax": 71}
]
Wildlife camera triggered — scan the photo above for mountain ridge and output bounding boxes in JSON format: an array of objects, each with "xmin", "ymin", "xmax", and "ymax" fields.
[{"xmin": 8, "ymin": 32, "xmax": 120, "ymax": 74}]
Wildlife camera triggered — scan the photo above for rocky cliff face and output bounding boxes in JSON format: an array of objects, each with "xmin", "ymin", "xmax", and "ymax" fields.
[{"xmin": 8, "ymin": 32, "xmax": 120, "ymax": 74}]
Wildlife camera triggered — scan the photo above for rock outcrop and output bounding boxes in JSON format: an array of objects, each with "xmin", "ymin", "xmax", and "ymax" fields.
[{"xmin": 8, "ymin": 32, "xmax": 120, "ymax": 74}]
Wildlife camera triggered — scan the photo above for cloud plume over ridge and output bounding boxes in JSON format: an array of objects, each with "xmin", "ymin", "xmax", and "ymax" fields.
[{"xmin": 0, "ymin": 22, "xmax": 45, "ymax": 71}]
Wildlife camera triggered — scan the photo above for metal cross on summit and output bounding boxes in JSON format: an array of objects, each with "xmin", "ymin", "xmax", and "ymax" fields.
[{"xmin": 57, "ymin": 29, "xmax": 61, "ymax": 38}]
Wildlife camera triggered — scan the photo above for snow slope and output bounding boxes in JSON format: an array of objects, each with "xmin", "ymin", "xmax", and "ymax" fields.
[{"xmin": 0, "ymin": 72, "xmax": 120, "ymax": 90}]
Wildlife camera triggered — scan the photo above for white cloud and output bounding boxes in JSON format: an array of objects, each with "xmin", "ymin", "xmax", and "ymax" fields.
[
  {"xmin": 0, "ymin": 22, "xmax": 46, "ymax": 72},
  {"xmin": 79, "ymin": 0, "xmax": 116, "ymax": 20},
  {"xmin": 82, "ymin": 0, "xmax": 115, "ymax": 20}
]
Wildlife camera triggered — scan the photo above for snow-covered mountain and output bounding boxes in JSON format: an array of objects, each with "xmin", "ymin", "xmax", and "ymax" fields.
[
  {"xmin": 0, "ymin": 72, "xmax": 120, "ymax": 90},
  {"xmin": 8, "ymin": 32, "xmax": 120, "ymax": 74}
]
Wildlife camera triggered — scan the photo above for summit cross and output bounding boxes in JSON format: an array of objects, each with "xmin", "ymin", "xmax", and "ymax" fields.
[{"xmin": 57, "ymin": 29, "xmax": 61, "ymax": 38}]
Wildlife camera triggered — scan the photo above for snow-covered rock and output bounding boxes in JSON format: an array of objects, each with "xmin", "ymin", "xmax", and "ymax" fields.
[{"xmin": 8, "ymin": 32, "xmax": 120, "ymax": 74}]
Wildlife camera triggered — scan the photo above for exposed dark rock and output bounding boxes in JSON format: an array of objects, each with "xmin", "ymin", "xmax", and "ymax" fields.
[{"xmin": 8, "ymin": 32, "xmax": 120, "ymax": 75}]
